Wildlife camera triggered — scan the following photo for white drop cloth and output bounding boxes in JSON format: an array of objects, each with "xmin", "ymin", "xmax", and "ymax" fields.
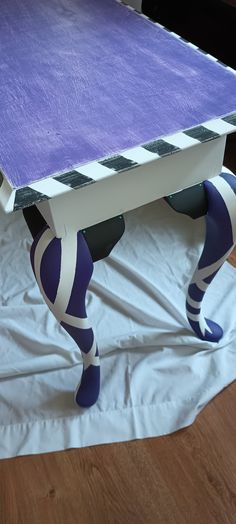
[{"xmin": 0, "ymin": 176, "xmax": 236, "ymax": 459}]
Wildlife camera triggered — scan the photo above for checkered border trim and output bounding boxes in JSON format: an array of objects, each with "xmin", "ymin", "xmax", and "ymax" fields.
[{"xmin": 0, "ymin": 1, "xmax": 236, "ymax": 213}]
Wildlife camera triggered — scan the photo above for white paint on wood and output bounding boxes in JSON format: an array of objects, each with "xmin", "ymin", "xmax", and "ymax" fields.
[{"xmin": 37, "ymin": 136, "xmax": 226, "ymax": 237}]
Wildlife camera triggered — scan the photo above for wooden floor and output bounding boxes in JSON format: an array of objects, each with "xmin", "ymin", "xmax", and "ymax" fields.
[
  {"xmin": 1, "ymin": 381, "xmax": 236, "ymax": 524},
  {"xmin": 0, "ymin": 146, "xmax": 236, "ymax": 523}
]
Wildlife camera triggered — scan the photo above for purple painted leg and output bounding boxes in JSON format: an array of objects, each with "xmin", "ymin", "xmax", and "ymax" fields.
[
  {"xmin": 30, "ymin": 226, "xmax": 100, "ymax": 408},
  {"xmin": 186, "ymin": 172, "xmax": 236, "ymax": 342}
]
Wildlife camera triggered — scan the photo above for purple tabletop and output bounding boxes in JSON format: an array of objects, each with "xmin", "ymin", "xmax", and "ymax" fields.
[{"xmin": 0, "ymin": 0, "xmax": 236, "ymax": 190}]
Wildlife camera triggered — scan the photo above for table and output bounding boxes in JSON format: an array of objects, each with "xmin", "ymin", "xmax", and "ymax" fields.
[{"xmin": 0, "ymin": 0, "xmax": 236, "ymax": 407}]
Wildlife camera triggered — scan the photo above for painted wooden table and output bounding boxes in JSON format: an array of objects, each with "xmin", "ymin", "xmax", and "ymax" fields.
[{"xmin": 1, "ymin": 0, "xmax": 236, "ymax": 407}]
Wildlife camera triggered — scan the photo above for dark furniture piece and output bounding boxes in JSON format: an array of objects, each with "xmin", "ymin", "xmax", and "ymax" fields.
[{"xmin": 142, "ymin": 0, "xmax": 236, "ymax": 69}]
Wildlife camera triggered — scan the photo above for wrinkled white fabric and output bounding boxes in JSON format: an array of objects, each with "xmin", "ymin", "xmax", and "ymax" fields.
[{"xmin": 0, "ymin": 177, "xmax": 236, "ymax": 459}]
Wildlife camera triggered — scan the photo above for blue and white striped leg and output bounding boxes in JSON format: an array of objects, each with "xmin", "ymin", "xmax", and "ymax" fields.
[
  {"xmin": 186, "ymin": 172, "xmax": 236, "ymax": 342},
  {"xmin": 30, "ymin": 226, "xmax": 100, "ymax": 408}
]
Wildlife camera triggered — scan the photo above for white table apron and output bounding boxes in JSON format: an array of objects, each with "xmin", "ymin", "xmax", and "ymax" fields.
[{"xmin": 37, "ymin": 136, "xmax": 226, "ymax": 236}]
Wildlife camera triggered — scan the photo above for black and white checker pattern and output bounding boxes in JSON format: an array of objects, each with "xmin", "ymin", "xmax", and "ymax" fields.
[
  {"xmin": 0, "ymin": 112, "xmax": 236, "ymax": 213},
  {"xmin": 0, "ymin": 1, "xmax": 236, "ymax": 214}
]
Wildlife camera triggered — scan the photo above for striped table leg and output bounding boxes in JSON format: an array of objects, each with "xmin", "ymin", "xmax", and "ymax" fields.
[
  {"xmin": 30, "ymin": 226, "xmax": 100, "ymax": 408},
  {"xmin": 186, "ymin": 172, "xmax": 236, "ymax": 342}
]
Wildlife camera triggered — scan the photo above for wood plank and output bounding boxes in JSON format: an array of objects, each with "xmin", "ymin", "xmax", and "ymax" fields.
[{"xmin": 228, "ymin": 248, "xmax": 236, "ymax": 267}]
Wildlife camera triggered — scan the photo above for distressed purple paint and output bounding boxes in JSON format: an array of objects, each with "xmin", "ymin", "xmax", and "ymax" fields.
[{"xmin": 0, "ymin": 0, "xmax": 236, "ymax": 188}]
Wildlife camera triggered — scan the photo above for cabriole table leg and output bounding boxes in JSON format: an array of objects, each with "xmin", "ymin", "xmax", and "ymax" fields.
[
  {"xmin": 186, "ymin": 172, "xmax": 236, "ymax": 342},
  {"xmin": 30, "ymin": 225, "xmax": 100, "ymax": 408}
]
